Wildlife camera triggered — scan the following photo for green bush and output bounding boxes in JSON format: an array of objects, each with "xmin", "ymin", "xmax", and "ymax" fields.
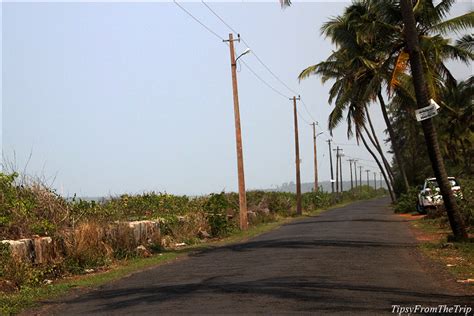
[
  {"xmin": 0, "ymin": 243, "xmax": 11, "ymax": 278},
  {"xmin": 204, "ymin": 192, "xmax": 233, "ymax": 237},
  {"xmin": 394, "ymin": 187, "xmax": 419, "ymax": 213},
  {"xmin": 457, "ymin": 178, "xmax": 474, "ymax": 228}
]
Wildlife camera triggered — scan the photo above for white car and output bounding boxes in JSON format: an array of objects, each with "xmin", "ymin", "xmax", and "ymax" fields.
[{"xmin": 416, "ymin": 177, "xmax": 461, "ymax": 213}]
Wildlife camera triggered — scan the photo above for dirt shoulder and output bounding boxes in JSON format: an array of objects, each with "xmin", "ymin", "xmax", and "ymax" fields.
[{"xmin": 398, "ymin": 213, "xmax": 474, "ymax": 294}]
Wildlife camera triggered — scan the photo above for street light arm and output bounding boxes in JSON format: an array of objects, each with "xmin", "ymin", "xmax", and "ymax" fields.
[{"xmin": 235, "ymin": 48, "xmax": 251, "ymax": 62}]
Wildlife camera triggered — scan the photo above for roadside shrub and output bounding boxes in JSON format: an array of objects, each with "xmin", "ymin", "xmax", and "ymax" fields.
[
  {"xmin": 261, "ymin": 192, "xmax": 295, "ymax": 215},
  {"xmin": 0, "ymin": 243, "xmax": 31, "ymax": 289},
  {"xmin": 302, "ymin": 191, "xmax": 331, "ymax": 211},
  {"xmin": 106, "ymin": 222, "xmax": 137, "ymax": 259},
  {"xmin": 204, "ymin": 192, "xmax": 233, "ymax": 237},
  {"xmin": 0, "ymin": 243, "xmax": 11, "ymax": 278},
  {"xmin": 0, "ymin": 172, "xmax": 70, "ymax": 239},
  {"xmin": 394, "ymin": 187, "xmax": 419, "ymax": 213},
  {"xmin": 63, "ymin": 222, "xmax": 111, "ymax": 273},
  {"xmin": 457, "ymin": 178, "xmax": 474, "ymax": 229}
]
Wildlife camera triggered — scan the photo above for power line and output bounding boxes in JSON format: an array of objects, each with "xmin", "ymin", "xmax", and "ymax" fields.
[
  {"xmin": 200, "ymin": 1, "xmax": 317, "ymax": 125},
  {"xmin": 173, "ymin": 0, "xmax": 224, "ymax": 41},
  {"xmin": 240, "ymin": 60, "xmax": 290, "ymax": 99},
  {"xmin": 176, "ymin": 1, "xmax": 314, "ymax": 126},
  {"xmin": 174, "ymin": 1, "xmax": 290, "ymax": 100},
  {"xmin": 333, "ymin": 142, "xmax": 360, "ymax": 147},
  {"xmin": 297, "ymin": 109, "xmax": 311, "ymax": 125},
  {"xmin": 300, "ymin": 98, "xmax": 317, "ymax": 123},
  {"xmin": 202, "ymin": 1, "xmax": 300, "ymax": 97},
  {"xmin": 201, "ymin": 1, "xmax": 239, "ymax": 35}
]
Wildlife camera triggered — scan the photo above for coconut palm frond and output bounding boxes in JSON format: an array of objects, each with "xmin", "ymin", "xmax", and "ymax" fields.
[
  {"xmin": 456, "ymin": 34, "xmax": 474, "ymax": 52},
  {"xmin": 389, "ymin": 51, "xmax": 410, "ymax": 95},
  {"xmin": 434, "ymin": 0, "xmax": 456, "ymax": 20},
  {"xmin": 429, "ymin": 12, "xmax": 474, "ymax": 35},
  {"xmin": 441, "ymin": 42, "xmax": 474, "ymax": 63},
  {"xmin": 279, "ymin": 0, "xmax": 291, "ymax": 8}
]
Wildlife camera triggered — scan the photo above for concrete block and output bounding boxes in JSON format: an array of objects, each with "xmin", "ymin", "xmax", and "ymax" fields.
[
  {"xmin": 33, "ymin": 237, "xmax": 54, "ymax": 264},
  {"xmin": 1, "ymin": 239, "xmax": 34, "ymax": 263}
]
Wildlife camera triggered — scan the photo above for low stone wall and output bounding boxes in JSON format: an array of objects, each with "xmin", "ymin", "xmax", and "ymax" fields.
[
  {"xmin": 128, "ymin": 220, "xmax": 161, "ymax": 245},
  {"xmin": 1, "ymin": 220, "xmax": 160, "ymax": 264},
  {"xmin": 1, "ymin": 237, "xmax": 53, "ymax": 264}
]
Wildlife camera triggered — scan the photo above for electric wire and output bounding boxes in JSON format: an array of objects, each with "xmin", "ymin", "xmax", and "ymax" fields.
[
  {"xmin": 173, "ymin": 0, "xmax": 224, "ymax": 41},
  {"xmin": 300, "ymin": 98, "xmax": 318, "ymax": 123},
  {"xmin": 177, "ymin": 0, "xmax": 315, "ymax": 127},
  {"xmin": 240, "ymin": 60, "xmax": 290, "ymax": 99},
  {"xmin": 201, "ymin": 1, "xmax": 239, "ymax": 35},
  {"xmin": 200, "ymin": 0, "xmax": 319, "ymax": 124},
  {"xmin": 202, "ymin": 1, "xmax": 300, "ymax": 97}
]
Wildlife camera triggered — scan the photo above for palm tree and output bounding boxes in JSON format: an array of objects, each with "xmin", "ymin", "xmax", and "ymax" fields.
[
  {"xmin": 436, "ymin": 76, "xmax": 474, "ymax": 174},
  {"xmin": 298, "ymin": 47, "xmax": 397, "ymax": 201},
  {"xmin": 299, "ymin": 2, "xmax": 408, "ymax": 194},
  {"xmin": 302, "ymin": 1, "xmax": 473, "ymax": 194},
  {"xmin": 298, "ymin": 3, "xmax": 400, "ymax": 198},
  {"xmin": 399, "ymin": 0, "xmax": 467, "ymax": 239}
]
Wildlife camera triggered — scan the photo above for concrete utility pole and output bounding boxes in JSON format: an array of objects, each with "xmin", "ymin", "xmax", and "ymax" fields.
[
  {"xmin": 380, "ymin": 172, "xmax": 383, "ymax": 189},
  {"xmin": 366, "ymin": 170, "xmax": 370, "ymax": 187},
  {"xmin": 374, "ymin": 172, "xmax": 377, "ymax": 190},
  {"xmin": 225, "ymin": 33, "xmax": 248, "ymax": 230},
  {"xmin": 359, "ymin": 166, "xmax": 363, "ymax": 188},
  {"xmin": 311, "ymin": 122, "xmax": 319, "ymax": 192},
  {"xmin": 348, "ymin": 159, "xmax": 354, "ymax": 191},
  {"xmin": 291, "ymin": 96, "xmax": 302, "ymax": 215},
  {"xmin": 327, "ymin": 140, "xmax": 335, "ymax": 194}
]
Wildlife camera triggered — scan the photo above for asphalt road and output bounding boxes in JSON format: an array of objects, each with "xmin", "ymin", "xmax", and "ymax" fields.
[{"xmin": 48, "ymin": 198, "xmax": 472, "ymax": 315}]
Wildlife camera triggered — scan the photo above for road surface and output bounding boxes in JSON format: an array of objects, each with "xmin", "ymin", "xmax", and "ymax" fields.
[{"xmin": 47, "ymin": 198, "xmax": 472, "ymax": 315}]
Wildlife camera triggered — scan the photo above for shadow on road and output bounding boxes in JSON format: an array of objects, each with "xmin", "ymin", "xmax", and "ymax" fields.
[
  {"xmin": 188, "ymin": 239, "xmax": 416, "ymax": 256},
  {"xmin": 66, "ymin": 276, "xmax": 472, "ymax": 314}
]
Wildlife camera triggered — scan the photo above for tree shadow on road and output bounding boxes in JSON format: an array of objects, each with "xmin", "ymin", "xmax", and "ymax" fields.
[
  {"xmin": 188, "ymin": 239, "xmax": 417, "ymax": 256},
  {"xmin": 63, "ymin": 275, "xmax": 473, "ymax": 314}
]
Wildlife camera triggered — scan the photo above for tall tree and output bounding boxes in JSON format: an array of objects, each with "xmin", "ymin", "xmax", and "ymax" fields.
[{"xmin": 399, "ymin": 0, "xmax": 467, "ymax": 239}]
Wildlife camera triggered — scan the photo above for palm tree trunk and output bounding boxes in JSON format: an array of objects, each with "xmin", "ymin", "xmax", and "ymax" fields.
[
  {"xmin": 377, "ymin": 91, "xmax": 410, "ymax": 192},
  {"xmin": 400, "ymin": 0, "xmax": 467, "ymax": 239},
  {"xmin": 363, "ymin": 124, "xmax": 395, "ymax": 188},
  {"xmin": 364, "ymin": 109, "xmax": 396, "ymax": 185},
  {"xmin": 359, "ymin": 128, "xmax": 395, "ymax": 203}
]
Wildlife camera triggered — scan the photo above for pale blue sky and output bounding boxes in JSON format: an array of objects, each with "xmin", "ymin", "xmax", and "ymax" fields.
[{"xmin": 2, "ymin": 1, "xmax": 472, "ymax": 197}]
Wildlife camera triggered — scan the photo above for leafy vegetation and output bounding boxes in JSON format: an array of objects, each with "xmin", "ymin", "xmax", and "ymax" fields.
[
  {"xmin": 297, "ymin": 0, "xmax": 473, "ymax": 238},
  {"xmin": 0, "ymin": 170, "xmax": 386, "ymax": 297}
]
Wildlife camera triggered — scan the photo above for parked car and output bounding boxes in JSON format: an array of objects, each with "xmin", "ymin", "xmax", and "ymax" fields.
[{"xmin": 416, "ymin": 177, "xmax": 461, "ymax": 214}]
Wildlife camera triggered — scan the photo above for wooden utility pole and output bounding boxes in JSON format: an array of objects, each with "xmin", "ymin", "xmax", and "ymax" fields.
[
  {"xmin": 339, "ymin": 150, "xmax": 343, "ymax": 192},
  {"xmin": 225, "ymin": 33, "xmax": 248, "ymax": 230},
  {"xmin": 311, "ymin": 122, "xmax": 319, "ymax": 192},
  {"xmin": 366, "ymin": 170, "xmax": 370, "ymax": 187},
  {"xmin": 291, "ymin": 96, "xmax": 302, "ymax": 215},
  {"xmin": 348, "ymin": 159, "xmax": 354, "ymax": 190},
  {"xmin": 327, "ymin": 140, "xmax": 335, "ymax": 194},
  {"xmin": 353, "ymin": 159, "xmax": 358, "ymax": 189},
  {"xmin": 334, "ymin": 147, "xmax": 343, "ymax": 193},
  {"xmin": 334, "ymin": 147, "xmax": 339, "ymax": 193},
  {"xmin": 359, "ymin": 166, "xmax": 363, "ymax": 188},
  {"xmin": 374, "ymin": 172, "xmax": 377, "ymax": 190}
]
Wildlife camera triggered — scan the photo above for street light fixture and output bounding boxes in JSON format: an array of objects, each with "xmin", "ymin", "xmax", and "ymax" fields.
[{"xmin": 236, "ymin": 48, "xmax": 251, "ymax": 62}]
